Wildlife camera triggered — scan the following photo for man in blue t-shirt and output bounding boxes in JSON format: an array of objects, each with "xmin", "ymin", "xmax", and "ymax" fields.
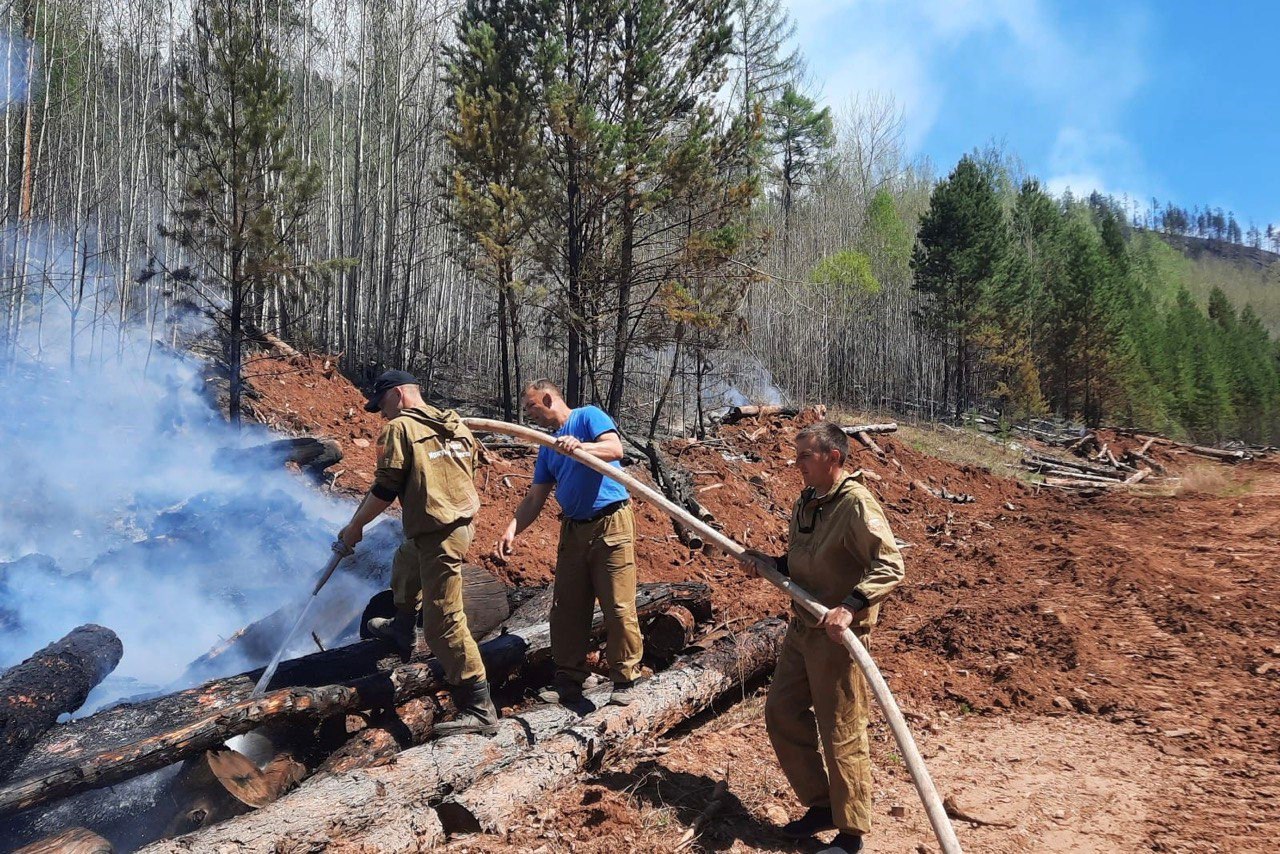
[{"xmin": 495, "ymin": 379, "xmax": 644, "ymax": 706}]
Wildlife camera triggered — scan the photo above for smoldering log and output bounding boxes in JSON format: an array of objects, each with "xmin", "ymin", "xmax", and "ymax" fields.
[
  {"xmin": 146, "ymin": 617, "xmax": 783, "ymax": 853},
  {"xmin": 0, "ymin": 583, "xmax": 710, "ymax": 818},
  {"xmin": 181, "ymin": 531, "xmax": 520, "ymax": 687},
  {"xmin": 0, "ymin": 625, "xmax": 123, "ymax": 781},
  {"xmin": 213, "ymin": 437, "xmax": 343, "ymax": 484},
  {"xmin": 720, "ymin": 404, "xmax": 795, "ymax": 423},
  {"xmin": 436, "ymin": 617, "xmax": 787, "ymax": 838}
]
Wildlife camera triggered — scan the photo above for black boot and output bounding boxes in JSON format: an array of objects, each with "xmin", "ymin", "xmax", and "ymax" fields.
[
  {"xmin": 817, "ymin": 832, "xmax": 864, "ymax": 853},
  {"xmin": 537, "ymin": 673, "xmax": 585, "ymax": 705},
  {"xmin": 434, "ymin": 680, "xmax": 500, "ymax": 737},
  {"xmin": 780, "ymin": 805, "xmax": 836, "ymax": 838},
  {"xmin": 366, "ymin": 611, "xmax": 414, "ymax": 657}
]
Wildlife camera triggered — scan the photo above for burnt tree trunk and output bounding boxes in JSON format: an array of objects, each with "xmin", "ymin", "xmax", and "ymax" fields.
[
  {"xmin": 145, "ymin": 617, "xmax": 780, "ymax": 853},
  {"xmin": 0, "ymin": 625, "xmax": 123, "ymax": 781},
  {"xmin": 0, "ymin": 584, "xmax": 709, "ymax": 819}
]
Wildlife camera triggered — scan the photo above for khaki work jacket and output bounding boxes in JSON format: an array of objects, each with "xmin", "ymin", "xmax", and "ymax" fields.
[
  {"xmin": 374, "ymin": 405, "xmax": 480, "ymax": 539},
  {"xmin": 787, "ymin": 472, "xmax": 905, "ymax": 630}
]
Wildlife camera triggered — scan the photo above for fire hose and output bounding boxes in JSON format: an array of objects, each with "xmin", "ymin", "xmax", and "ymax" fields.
[{"xmin": 464, "ymin": 418, "xmax": 963, "ymax": 854}]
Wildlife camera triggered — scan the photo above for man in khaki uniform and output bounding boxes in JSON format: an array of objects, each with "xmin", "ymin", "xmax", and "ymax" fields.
[
  {"xmin": 494, "ymin": 379, "xmax": 644, "ymax": 706},
  {"xmin": 744, "ymin": 421, "xmax": 905, "ymax": 854},
  {"xmin": 339, "ymin": 370, "xmax": 498, "ymax": 737}
]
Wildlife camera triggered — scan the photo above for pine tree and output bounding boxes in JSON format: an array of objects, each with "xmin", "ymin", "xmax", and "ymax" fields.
[
  {"xmin": 444, "ymin": 0, "xmax": 550, "ymax": 420},
  {"xmin": 769, "ymin": 84, "xmax": 833, "ymax": 264},
  {"xmin": 911, "ymin": 156, "xmax": 1007, "ymax": 419},
  {"xmin": 164, "ymin": 0, "xmax": 322, "ymax": 429}
]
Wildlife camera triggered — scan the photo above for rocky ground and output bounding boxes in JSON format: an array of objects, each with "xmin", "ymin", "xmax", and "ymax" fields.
[{"xmin": 245, "ymin": 354, "xmax": 1280, "ymax": 852}]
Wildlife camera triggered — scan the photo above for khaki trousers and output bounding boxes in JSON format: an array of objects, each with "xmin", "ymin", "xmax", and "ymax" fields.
[
  {"xmin": 551, "ymin": 504, "xmax": 643, "ymax": 684},
  {"xmin": 765, "ymin": 618, "xmax": 873, "ymax": 835},
  {"xmin": 390, "ymin": 522, "xmax": 486, "ymax": 686}
]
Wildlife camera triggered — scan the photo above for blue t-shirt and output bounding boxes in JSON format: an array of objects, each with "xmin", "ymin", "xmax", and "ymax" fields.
[{"xmin": 533, "ymin": 405, "xmax": 630, "ymax": 520}]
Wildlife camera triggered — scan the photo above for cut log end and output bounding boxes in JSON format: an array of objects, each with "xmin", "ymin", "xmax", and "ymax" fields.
[{"xmin": 644, "ymin": 605, "xmax": 697, "ymax": 665}]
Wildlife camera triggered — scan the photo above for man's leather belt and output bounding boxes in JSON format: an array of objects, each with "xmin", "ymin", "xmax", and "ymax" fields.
[{"xmin": 566, "ymin": 499, "xmax": 630, "ymax": 524}]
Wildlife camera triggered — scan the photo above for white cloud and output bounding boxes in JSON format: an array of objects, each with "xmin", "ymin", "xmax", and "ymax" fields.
[{"xmin": 787, "ymin": 0, "xmax": 1154, "ymax": 197}]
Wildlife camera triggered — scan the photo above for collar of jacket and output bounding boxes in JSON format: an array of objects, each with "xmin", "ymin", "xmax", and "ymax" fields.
[{"xmin": 797, "ymin": 472, "xmax": 859, "ymax": 529}]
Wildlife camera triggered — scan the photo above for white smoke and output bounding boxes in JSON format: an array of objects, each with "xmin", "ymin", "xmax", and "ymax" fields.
[
  {"xmin": 0, "ymin": 31, "xmax": 33, "ymax": 108},
  {"xmin": 0, "ymin": 229, "xmax": 382, "ymax": 710}
]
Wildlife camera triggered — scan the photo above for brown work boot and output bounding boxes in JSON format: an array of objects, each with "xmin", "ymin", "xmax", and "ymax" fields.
[
  {"xmin": 434, "ymin": 680, "xmax": 500, "ymax": 737},
  {"xmin": 366, "ymin": 612, "xmax": 414, "ymax": 657}
]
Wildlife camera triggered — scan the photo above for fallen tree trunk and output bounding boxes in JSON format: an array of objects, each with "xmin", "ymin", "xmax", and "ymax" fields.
[
  {"xmin": 721, "ymin": 404, "xmax": 793, "ymax": 423},
  {"xmin": 0, "ymin": 583, "xmax": 708, "ymax": 818},
  {"xmin": 1035, "ymin": 467, "xmax": 1125, "ymax": 484},
  {"xmin": 1188, "ymin": 445, "xmax": 1249, "ymax": 462},
  {"xmin": 853, "ymin": 431, "xmax": 887, "ymax": 458},
  {"xmin": 142, "ymin": 686, "xmax": 613, "ymax": 852},
  {"xmin": 147, "ymin": 621, "xmax": 783, "ymax": 852},
  {"xmin": 1023, "ymin": 455, "xmax": 1128, "ymax": 479},
  {"xmin": 838, "ymin": 422, "xmax": 897, "ymax": 436},
  {"xmin": 436, "ymin": 618, "xmax": 787, "ymax": 837},
  {"xmin": 0, "ymin": 625, "xmax": 123, "ymax": 781}
]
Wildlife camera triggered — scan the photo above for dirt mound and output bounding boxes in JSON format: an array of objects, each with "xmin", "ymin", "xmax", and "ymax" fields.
[{"xmin": 238, "ymin": 352, "xmax": 1280, "ymax": 851}]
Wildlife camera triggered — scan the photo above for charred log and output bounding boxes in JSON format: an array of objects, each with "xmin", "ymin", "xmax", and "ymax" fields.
[
  {"xmin": 145, "ymin": 616, "xmax": 780, "ymax": 853},
  {"xmin": 643, "ymin": 605, "xmax": 697, "ymax": 666},
  {"xmin": 721, "ymin": 404, "xmax": 796, "ymax": 423},
  {"xmin": 0, "ymin": 583, "xmax": 709, "ymax": 818},
  {"xmin": 0, "ymin": 625, "xmax": 123, "ymax": 781}
]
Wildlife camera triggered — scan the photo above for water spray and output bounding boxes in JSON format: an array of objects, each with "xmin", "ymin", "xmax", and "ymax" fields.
[{"xmin": 250, "ymin": 539, "xmax": 354, "ymax": 697}]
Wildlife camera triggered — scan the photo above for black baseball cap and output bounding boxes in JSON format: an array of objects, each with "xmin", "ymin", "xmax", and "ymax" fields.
[{"xmin": 363, "ymin": 369, "xmax": 418, "ymax": 412}]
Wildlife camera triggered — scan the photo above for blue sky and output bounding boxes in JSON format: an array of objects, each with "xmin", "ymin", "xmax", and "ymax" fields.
[{"xmin": 788, "ymin": 0, "xmax": 1279, "ymax": 230}]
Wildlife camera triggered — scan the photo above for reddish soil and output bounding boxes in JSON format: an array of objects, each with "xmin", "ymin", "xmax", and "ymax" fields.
[{"xmin": 244, "ymin": 355, "xmax": 1280, "ymax": 852}]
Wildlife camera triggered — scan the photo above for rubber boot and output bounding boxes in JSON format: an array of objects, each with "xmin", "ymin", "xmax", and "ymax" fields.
[
  {"xmin": 434, "ymin": 680, "xmax": 500, "ymax": 737},
  {"xmin": 366, "ymin": 611, "xmax": 414, "ymax": 658}
]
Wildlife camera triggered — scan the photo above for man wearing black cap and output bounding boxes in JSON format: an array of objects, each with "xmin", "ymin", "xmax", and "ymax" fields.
[{"xmin": 338, "ymin": 370, "xmax": 498, "ymax": 737}]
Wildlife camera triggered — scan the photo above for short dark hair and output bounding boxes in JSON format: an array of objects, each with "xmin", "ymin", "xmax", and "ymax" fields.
[
  {"xmin": 524, "ymin": 378, "xmax": 562, "ymax": 398},
  {"xmin": 797, "ymin": 421, "xmax": 848, "ymax": 464}
]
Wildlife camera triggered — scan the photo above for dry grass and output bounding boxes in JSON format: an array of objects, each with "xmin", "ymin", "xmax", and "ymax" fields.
[
  {"xmin": 893, "ymin": 422, "xmax": 1034, "ymax": 482},
  {"xmin": 822, "ymin": 406, "xmax": 1032, "ymax": 482},
  {"xmin": 1176, "ymin": 464, "xmax": 1256, "ymax": 497}
]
